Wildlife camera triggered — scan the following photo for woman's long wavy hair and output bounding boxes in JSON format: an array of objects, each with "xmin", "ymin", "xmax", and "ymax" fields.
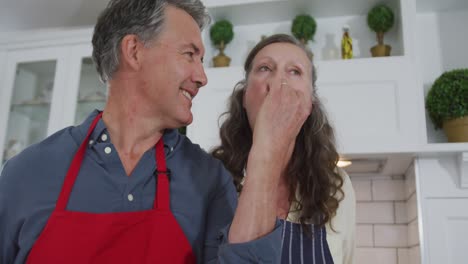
[{"xmin": 211, "ymin": 34, "xmax": 344, "ymax": 230}]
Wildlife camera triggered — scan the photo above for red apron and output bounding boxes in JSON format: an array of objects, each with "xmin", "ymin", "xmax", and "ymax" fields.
[{"xmin": 27, "ymin": 113, "xmax": 196, "ymax": 264}]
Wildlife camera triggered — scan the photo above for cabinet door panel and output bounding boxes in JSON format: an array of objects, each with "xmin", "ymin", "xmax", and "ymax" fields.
[
  {"xmin": 59, "ymin": 44, "xmax": 106, "ymax": 128},
  {"xmin": 316, "ymin": 57, "xmax": 420, "ymax": 153},
  {"xmin": 0, "ymin": 47, "xmax": 68, "ymax": 163},
  {"xmin": 423, "ymin": 199, "xmax": 468, "ymax": 264},
  {"xmin": 189, "ymin": 57, "xmax": 418, "ymax": 155},
  {"xmin": 320, "ymin": 80, "xmax": 400, "ymax": 152}
]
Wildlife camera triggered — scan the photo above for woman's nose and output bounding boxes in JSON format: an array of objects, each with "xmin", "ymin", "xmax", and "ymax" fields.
[{"xmin": 266, "ymin": 75, "xmax": 287, "ymax": 91}]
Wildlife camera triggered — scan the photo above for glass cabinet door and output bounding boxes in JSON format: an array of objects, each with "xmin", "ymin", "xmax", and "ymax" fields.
[
  {"xmin": 0, "ymin": 47, "xmax": 68, "ymax": 164},
  {"xmin": 74, "ymin": 57, "xmax": 106, "ymax": 125},
  {"xmin": 3, "ymin": 61, "xmax": 57, "ymax": 162}
]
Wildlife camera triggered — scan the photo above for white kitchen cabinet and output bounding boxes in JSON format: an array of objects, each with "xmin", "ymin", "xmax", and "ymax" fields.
[
  {"xmin": 415, "ymin": 156, "xmax": 468, "ymax": 264},
  {"xmin": 0, "ymin": 0, "xmax": 413, "ymax": 160},
  {"xmin": 61, "ymin": 44, "xmax": 106, "ymax": 127},
  {"xmin": 189, "ymin": 56, "xmax": 421, "ymax": 155},
  {"xmin": 420, "ymin": 199, "xmax": 468, "ymax": 264},
  {"xmin": 0, "ymin": 47, "xmax": 70, "ymax": 163},
  {"xmin": 313, "ymin": 57, "xmax": 420, "ymax": 154},
  {"xmin": 0, "ymin": 31, "xmax": 104, "ymax": 164},
  {"xmin": 412, "ymin": 5, "xmax": 468, "ymax": 262},
  {"xmin": 0, "ymin": 0, "xmax": 465, "ymax": 158}
]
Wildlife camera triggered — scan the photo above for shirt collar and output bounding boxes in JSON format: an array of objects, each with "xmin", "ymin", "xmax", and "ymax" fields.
[{"xmin": 73, "ymin": 110, "xmax": 181, "ymax": 150}]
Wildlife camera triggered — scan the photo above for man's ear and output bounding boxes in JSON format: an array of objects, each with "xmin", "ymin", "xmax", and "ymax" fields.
[{"xmin": 120, "ymin": 34, "xmax": 142, "ymax": 71}]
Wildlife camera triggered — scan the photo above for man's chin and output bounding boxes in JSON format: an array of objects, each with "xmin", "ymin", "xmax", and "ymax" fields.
[{"xmin": 179, "ymin": 115, "xmax": 193, "ymax": 127}]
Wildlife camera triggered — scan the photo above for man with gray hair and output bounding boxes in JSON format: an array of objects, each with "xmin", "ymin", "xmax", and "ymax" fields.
[{"xmin": 0, "ymin": 0, "xmax": 285, "ymax": 263}]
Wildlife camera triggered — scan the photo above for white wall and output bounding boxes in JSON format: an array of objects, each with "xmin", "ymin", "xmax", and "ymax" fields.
[{"xmin": 416, "ymin": 10, "xmax": 468, "ymax": 143}]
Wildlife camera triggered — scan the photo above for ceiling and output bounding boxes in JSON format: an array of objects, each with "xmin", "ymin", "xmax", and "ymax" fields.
[
  {"xmin": 0, "ymin": 0, "xmax": 393, "ymax": 32},
  {"xmin": 2, "ymin": 0, "xmax": 467, "ymax": 33},
  {"xmin": 0, "ymin": 0, "xmax": 110, "ymax": 32}
]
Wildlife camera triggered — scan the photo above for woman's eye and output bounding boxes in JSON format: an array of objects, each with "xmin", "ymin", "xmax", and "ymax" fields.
[{"xmin": 259, "ymin": 65, "xmax": 270, "ymax": 71}]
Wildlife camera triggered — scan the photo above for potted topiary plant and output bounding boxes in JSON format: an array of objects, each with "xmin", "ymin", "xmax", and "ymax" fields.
[
  {"xmin": 291, "ymin": 14, "xmax": 316, "ymax": 57},
  {"xmin": 367, "ymin": 4, "xmax": 394, "ymax": 57},
  {"xmin": 210, "ymin": 20, "xmax": 234, "ymax": 67},
  {"xmin": 426, "ymin": 69, "xmax": 468, "ymax": 142}
]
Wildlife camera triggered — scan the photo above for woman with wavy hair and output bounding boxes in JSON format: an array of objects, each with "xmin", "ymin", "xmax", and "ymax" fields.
[{"xmin": 212, "ymin": 34, "xmax": 355, "ymax": 263}]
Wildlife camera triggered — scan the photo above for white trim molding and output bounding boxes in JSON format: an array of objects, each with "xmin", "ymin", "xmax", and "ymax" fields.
[
  {"xmin": 0, "ymin": 27, "xmax": 93, "ymax": 50},
  {"xmin": 459, "ymin": 152, "xmax": 468, "ymax": 188}
]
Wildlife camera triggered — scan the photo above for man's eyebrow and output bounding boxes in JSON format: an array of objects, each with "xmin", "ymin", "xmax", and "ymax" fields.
[{"xmin": 183, "ymin": 43, "xmax": 200, "ymax": 54}]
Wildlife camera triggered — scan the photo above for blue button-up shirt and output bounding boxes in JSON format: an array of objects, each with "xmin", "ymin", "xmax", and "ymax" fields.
[{"xmin": 0, "ymin": 110, "xmax": 282, "ymax": 263}]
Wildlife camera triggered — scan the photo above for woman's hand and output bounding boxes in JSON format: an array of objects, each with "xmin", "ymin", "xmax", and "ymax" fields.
[{"xmin": 251, "ymin": 78, "xmax": 312, "ymax": 172}]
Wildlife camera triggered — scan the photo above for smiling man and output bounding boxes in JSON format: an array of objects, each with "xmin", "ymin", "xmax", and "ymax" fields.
[{"xmin": 0, "ymin": 0, "xmax": 287, "ymax": 263}]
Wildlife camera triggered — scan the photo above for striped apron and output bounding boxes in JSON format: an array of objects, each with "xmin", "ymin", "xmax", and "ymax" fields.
[{"xmin": 280, "ymin": 220, "xmax": 334, "ymax": 264}]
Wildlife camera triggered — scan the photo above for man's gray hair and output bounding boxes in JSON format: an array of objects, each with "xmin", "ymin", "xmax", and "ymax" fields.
[{"xmin": 92, "ymin": 0, "xmax": 210, "ymax": 83}]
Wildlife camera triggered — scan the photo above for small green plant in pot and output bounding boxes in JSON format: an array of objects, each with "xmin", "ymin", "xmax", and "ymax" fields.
[
  {"xmin": 291, "ymin": 14, "xmax": 316, "ymax": 57},
  {"xmin": 367, "ymin": 4, "xmax": 394, "ymax": 57},
  {"xmin": 210, "ymin": 20, "xmax": 234, "ymax": 67},
  {"xmin": 426, "ymin": 69, "xmax": 468, "ymax": 142}
]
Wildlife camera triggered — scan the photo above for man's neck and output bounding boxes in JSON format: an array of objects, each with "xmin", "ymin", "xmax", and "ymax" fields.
[{"xmin": 101, "ymin": 82, "xmax": 165, "ymax": 176}]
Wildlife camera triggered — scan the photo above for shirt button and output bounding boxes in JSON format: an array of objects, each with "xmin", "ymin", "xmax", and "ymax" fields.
[
  {"xmin": 101, "ymin": 134, "xmax": 108, "ymax": 141},
  {"xmin": 127, "ymin": 194, "xmax": 134, "ymax": 202},
  {"xmin": 104, "ymin": 147, "xmax": 112, "ymax": 154},
  {"xmin": 89, "ymin": 140, "xmax": 94, "ymax": 145}
]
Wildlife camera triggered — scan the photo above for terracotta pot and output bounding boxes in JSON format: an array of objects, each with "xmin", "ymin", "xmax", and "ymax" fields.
[
  {"xmin": 371, "ymin": 44, "xmax": 391, "ymax": 57},
  {"xmin": 212, "ymin": 52, "xmax": 231, "ymax": 67},
  {"xmin": 442, "ymin": 116, "xmax": 468, "ymax": 142}
]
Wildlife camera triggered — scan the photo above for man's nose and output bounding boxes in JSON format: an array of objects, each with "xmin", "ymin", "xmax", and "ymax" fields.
[{"xmin": 193, "ymin": 63, "xmax": 208, "ymax": 88}]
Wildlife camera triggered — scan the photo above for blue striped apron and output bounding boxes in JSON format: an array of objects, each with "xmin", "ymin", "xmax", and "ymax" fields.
[{"xmin": 280, "ymin": 220, "xmax": 334, "ymax": 264}]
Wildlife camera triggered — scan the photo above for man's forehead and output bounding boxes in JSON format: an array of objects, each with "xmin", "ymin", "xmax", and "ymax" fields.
[{"xmin": 184, "ymin": 42, "xmax": 205, "ymax": 52}]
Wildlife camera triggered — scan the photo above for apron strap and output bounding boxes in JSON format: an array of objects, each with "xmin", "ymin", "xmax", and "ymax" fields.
[
  {"xmin": 56, "ymin": 111, "xmax": 170, "ymax": 212},
  {"xmin": 56, "ymin": 112, "xmax": 103, "ymax": 211},
  {"xmin": 154, "ymin": 138, "xmax": 170, "ymax": 210}
]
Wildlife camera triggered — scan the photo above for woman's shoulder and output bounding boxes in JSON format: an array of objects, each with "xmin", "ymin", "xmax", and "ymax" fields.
[
  {"xmin": 336, "ymin": 168, "xmax": 355, "ymax": 201},
  {"xmin": 327, "ymin": 167, "xmax": 356, "ymax": 264},
  {"xmin": 330, "ymin": 167, "xmax": 355, "ymax": 228}
]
